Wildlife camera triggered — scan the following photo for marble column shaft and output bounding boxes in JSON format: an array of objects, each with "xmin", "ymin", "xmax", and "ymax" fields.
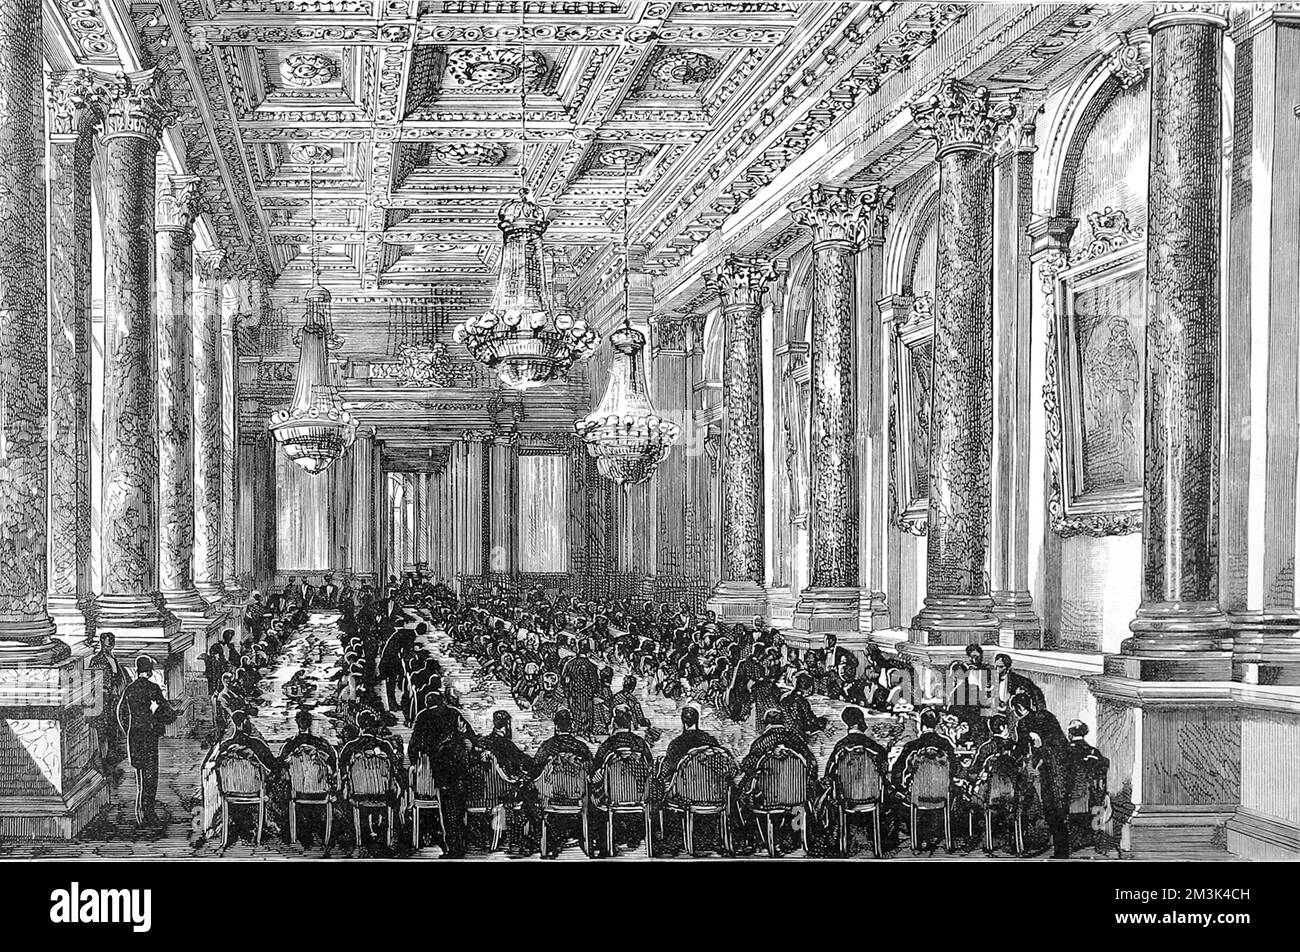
[
  {"xmin": 46, "ymin": 77, "xmax": 96, "ymax": 628},
  {"xmin": 650, "ymin": 317, "xmax": 690, "ymax": 582},
  {"xmin": 1119, "ymin": 7, "xmax": 1231, "ymax": 678},
  {"xmin": 94, "ymin": 71, "xmax": 176, "ymax": 632},
  {"xmin": 909, "ymin": 80, "xmax": 1015, "ymax": 644},
  {"xmin": 192, "ymin": 249, "xmax": 226, "ymax": 601},
  {"xmin": 0, "ymin": 0, "xmax": 58, "ymax": 652},
  {"xmin": 712, "ymin": 256, "xmax": 774, "ymax": 586},
  {"xmin": 787, "ymin": 184, "xmax": 889, "ymax": 642},
  {"xmin": 413, "ymin": 472, "xmax": 429, "ymax": 568},
  {"xmin": 155, "ymin": 174, "xmax": 204, "ymax": 613},
  {"xmin": 220, "ymin": 277, "xmax": 243, "ymax": 597}
]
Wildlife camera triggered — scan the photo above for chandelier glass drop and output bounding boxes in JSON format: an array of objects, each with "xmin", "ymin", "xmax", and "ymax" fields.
[
  {"xmin": 453, "ymin": 32, "xmax": 597, "ymax": 390},
  {"xmin": 575, "ymin": 163, "xmax": 680, "ymax": 485},
  {"xmin": 269, "ymin": 162, "xmax": 357, "ymax": 474}
]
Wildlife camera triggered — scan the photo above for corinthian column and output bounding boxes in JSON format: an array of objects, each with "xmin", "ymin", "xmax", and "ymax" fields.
[
  {"xmin": 221, "ymin": 271, "xmax": 249, "ymax": 599},
  {"xmin": 46, "ymin": 72, "xmax": 98, "ymax": 638},
  {"xmin": 788, "ymin": 184, "xmax": 891, "ymax": 649},
  {"xmin": 193, "ymin": 249, "xmax": 226, "ymax": 603},
  {"xmin": 92, "ymin": 70, "xmax": 180, "ymax": 652},
  {"xmin": 1113, "ymin": 5, "xmax": 1231, "ymax": 680},
  {"xmin": 0, "ymin": 0, "xmax": 60, "ymax": 660},
  {"xmin": 908, "ymin": 80, "xmax": 1015, "ymax": 646},
  {"xmin": 705, "ymin": 255, "xmax": 775, "ymax": 623},
  {"xmin": 156, "ymin": 173, "xmax": 207, "ymax": 622}
]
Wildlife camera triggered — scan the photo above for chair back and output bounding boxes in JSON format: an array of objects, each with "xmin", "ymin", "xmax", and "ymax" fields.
[
  {"xmin": 347, "ymin": 745, "xmax": 396, "ymax": 800},
  {"xmin": 1067, "ymin": 754, "xmax": 1109, "ymax": 810},
  {"xmin": 284, "ymin": 744, "xmax": 334, "ymax": 797},
  {"xmin": 539, "ymin": 752, "xmax": 588, "ymax": 806},
  {"xmin": 978, "ymin": 751, "xmax": 1021, "ymax": 806},
  {"xmin": 756, "ymin": 745, "xmax": 809, "ymax": 808},
  {"xmin": 214, "ymin": 746, "xmax": 265, "ymax": 799},
  {"xmin": 906, "ymin": 746, "xmax": 951, "ymax": 806},
  {"xmin": 410, "ymin": 754, "xmax": 439, "ymax": 800},
  {"xmin": 465, "ymin": 749, "xmax": 512, "ymax": 811},
  {"xmin": 602, "ymin": 748, "xmax": 651, "ymax": 808},
  {"xmin": 833, "ymin": 745, "xmax": 883, "ymax": 804},
  {"xmin": 669, "ymin": 746, "xmax": 736, "ymax": 807}
]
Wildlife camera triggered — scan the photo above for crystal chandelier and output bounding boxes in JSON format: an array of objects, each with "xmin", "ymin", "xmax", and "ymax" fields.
[
  {"xmin": 269, "ymin": 163, "xmax": 357, "ymax": 474},
  {"xmin": 576, "ymin": 162, "xmax": 680, "ymax": 484},
  {"xmin": 453, "ymin": 32, "xmax": 597, "ymax": 390}
]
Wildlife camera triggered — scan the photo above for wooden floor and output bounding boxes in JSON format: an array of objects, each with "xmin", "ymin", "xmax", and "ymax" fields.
[{"xmin": 0, "ymin": 615, "xmax": 1177, "ymax": 861}]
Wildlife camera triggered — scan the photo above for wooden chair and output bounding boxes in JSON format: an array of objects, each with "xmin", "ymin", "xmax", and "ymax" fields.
[
  {"xmin": 283, "ymin": 744, "xmax": 336, "ymax": 850},
  {"xmin": 973, "ymin": 751, "xmax": 1024, "ymax": 854},
  {"xmin": 595, "ymin": 748, "xmax": 653, "ymax": 858},
  {"xmin": 408, "ymin": 754, "xmax": 447, "ymax": 849},
  {"xmin": 751, "ymin": 744, "xmax": 811, "ymax": 857},
  {"xmin": 1068, "ymin": 752, "xmax": 1112, "ymax": 837},
  {"xmin": 829, "ymin": 746, "xmax": 884, "ymax": 857},
  {"xmin": 214, "ymin": 747, "xmax": 267, "ymax": 848},
  {"xmin": 905, "ymin": 746, "xmax": 952, "ymax": 851},
  {"xmin": 662, "ymin": 745, "xmax": 737, "ymax": 857},
  {"xmin": 538, "ymin": 752, "xmax": 589, "ymax": 858},
  {"xmin": 344, "ymin": 745, "xmax": 399, "ymax": 848},
  {"xmin": 465, "ymin": 748, "xmax": 513, "ymax": 852}
]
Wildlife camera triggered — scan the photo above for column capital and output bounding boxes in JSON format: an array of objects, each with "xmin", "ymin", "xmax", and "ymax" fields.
[
  {"xmin": 48, "ymin": 68, "xmax": 108, "ymax": 140},
  {"xmin": 1026, "ymin": 215, "xmax": 1078, "ymax": 258},
  {"xmin": 648, "ymin": 313, "xmax": 690, "ymax": 353},
  {"xmin": 1149, "ymin": 3, "xmax": 1229, "ymax": 31},
  {"xmin": 788, "ymin": 183, "xmax": 893, "ymax": 250},
  {"xmin": 461, "ymin": 429, "xmax": 496, "ymax": 443},
  {"xmin": 911, "ymin": 79, "xmax": 1017, "ymax": 156},
  {"xmin": 156, "ymin": 174, "xmax": 203, "ymax": 236},
  {"xmin": 194, "ymin": 248, "xmax": 226, "ymax": 282},
  {"xmin": 90, "ymin": 69, "xmax": 178, "ymax": 144},
  {"xmin": 705, "ymin": 254, "xmax": 777, "ymax": 310}
]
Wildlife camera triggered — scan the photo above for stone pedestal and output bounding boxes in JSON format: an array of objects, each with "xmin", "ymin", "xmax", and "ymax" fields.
[
  {"xmin": 705, "ymin": 255, "xmax": 775, "ymax": 623},
  {"xmin": 787, "ymin": 185, "xmax": 890, "ymax": 643},
  {"xmin": 1088, "ymin": 677, "xmax": 1239, "ymax": 853},
  {"xmin": 907, "ymin": 80, "xmax": 1015, "ymax": 648},
  {"xmin": 1114, "ymin": 6, "xmax": 1231, "ymax": 681}
]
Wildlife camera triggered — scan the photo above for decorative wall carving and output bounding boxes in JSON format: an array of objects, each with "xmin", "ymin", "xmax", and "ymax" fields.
[{"xmin": 279, "ymin": 52, "xmax": 340, "ymax": 88}]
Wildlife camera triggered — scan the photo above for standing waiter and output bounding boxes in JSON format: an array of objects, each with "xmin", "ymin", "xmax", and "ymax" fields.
[{"xmin": 116, "ymin": 656, "xmax": 177, "ymax": 825}]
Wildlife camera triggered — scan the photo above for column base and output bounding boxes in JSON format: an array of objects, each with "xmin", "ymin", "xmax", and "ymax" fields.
[
  {"xmin": 90, "ymin": 596, "xmax": 185, "ymax": 663},
  {"xmin": 1228, "ymin": 611, "xmax": 1300, "ymax": 686},
  {"xmin": 1114, "ymin": 599, "xmax": 1232, "ymax": 681},
  {"xmin": 162, "ymin": 587, "xmax": 215, "ymax": 624},
  {"xmin": 222, "ymin": 579, "xmax": 249, "ymax": 603},
  {"xmin": 788, "ymin": 587, "xmax": 862, "ymax": 649},
  {"xmin": 195, "ymin": 582, "xmax": 229, "ymax": 607},
  {"xmin": 910, "ymin": 592, "xmax": 1000, "ymax": 646},
  {"xmin": 0, "ymin": 653, "xmax": 110, "ymax": 839},
  {"xmin": 991, "ymin": 590, "xmax": 1042, "ymax": 649},
  {"xmin": 707, "ymin": 580, "xmax": 768, "ymax": 625},
  {"xmin": 46, "ymin": 595, "xmax": 90, "ymax": 649},
  {"xmin": 862, "ymin": 589, "xmax": 891, "ymax": 631}
]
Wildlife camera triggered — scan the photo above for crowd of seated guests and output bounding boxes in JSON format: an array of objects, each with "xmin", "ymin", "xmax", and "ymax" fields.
[{"xmin": 198, "ymin": 575, "xmax": 1112, "ymax": 859}]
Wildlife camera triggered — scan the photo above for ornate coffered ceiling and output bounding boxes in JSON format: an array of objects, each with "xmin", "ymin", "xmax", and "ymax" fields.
[{"xmin": 42, "ymin": 0, "xmax": 1152, "ymax": 351}]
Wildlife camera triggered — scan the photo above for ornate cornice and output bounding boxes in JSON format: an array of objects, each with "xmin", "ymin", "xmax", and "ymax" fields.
[
  {"xmin": 156, "ymin": 174, "xmax": 203, "ymax": 235},
  {"xmin": 705, "ymin": 254, "xmax": 777, "ymax": 309},
  {"xmin": 911, "ymin": 79, "xmax": 1017, "ymax": 156},
  {"xmin": 788, "ymin": 182, "xmax": 893, "ymax": 250}
]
